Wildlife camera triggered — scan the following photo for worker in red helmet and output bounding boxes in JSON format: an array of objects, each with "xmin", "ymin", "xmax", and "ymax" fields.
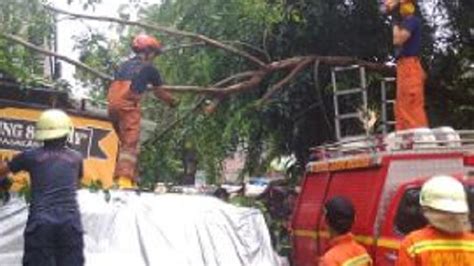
[
  {"xmin": 317, "ymin": 196, "xmax": 372, "ymax": 266},
  {"xmin": 107, "ymin": 34, "xmax": 178, "ymax": 189},
  {"xmin": 385, "ymin": 0, "xmax": 428, "ymax": 130}
]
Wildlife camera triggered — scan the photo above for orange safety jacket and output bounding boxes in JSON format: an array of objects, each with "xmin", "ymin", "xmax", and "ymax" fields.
[
  {"xmin": 396, "ymin": 226, "xmax": 474, "ymax": 266},
  {"xmin": 318, "ymin": 233, "xmax": 373, "ymax": 266}
]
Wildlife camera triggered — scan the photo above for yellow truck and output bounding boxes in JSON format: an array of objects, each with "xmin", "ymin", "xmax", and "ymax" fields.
[{"xmin": 0, "ymin": 81, "xmax": 118, "ymax": 190}]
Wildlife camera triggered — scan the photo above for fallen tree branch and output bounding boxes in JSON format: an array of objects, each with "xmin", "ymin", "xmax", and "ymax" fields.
[
  {"xmin": 163, "ymin": 42, "xmax": 206, "ymax": 52},
  {"xmin": 259, "ymin": 58, "xmax": 313, "ymax": 102},
  {"xmin": 1, "ymin": 32, "xmax": 395, "ymax": 104},
  {"xmin": 0, "ymin": 33, "xmax": 113, "ymax": 81},
  {"xmin": 143, "ymin": 72, "xmax": 248, "ymax": 145},
  {"xmin": 43, "ymin": 5, "xmax": 267, "ymax": 67},
  {"xmin": 161, "ymin": 56, "xmax": 394, "ymax": 95}
]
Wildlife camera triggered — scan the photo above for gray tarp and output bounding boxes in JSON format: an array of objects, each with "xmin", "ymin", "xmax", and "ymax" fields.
[{"xmin": 0, "ymin": 190, "xmax": 282, "ymax": 266}]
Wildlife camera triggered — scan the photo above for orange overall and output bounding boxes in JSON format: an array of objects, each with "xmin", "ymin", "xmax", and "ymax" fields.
[
  {"xmin": 107, "ymin": 80, "xmax": 142, "ymax": 181},
  {"xmin": 396, "ymin": 226, "xmax": 474, "ymax": 266},
  {"xmin": 318, "ymin": 233, "xmax": 373, "ymax": 266},
  {"xmin": 395, "ymin": 57, "xmax": 428, "ymax": 130}
]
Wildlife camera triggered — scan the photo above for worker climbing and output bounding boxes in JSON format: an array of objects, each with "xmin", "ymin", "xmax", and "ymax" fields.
[
  {"xmin": 396, "ymin": 175, "xmax": 474, "ymax": 265},
  {"xmin": 0, "ymin": 109, "xmax": 85, "ymax": 266},
  {"xmin": 385, "ymin": 0, "xmax": 428, "ymax": 130},
  {"xmin": 107, "ymin": 34, "xmax": 179, "ymax": 189}
]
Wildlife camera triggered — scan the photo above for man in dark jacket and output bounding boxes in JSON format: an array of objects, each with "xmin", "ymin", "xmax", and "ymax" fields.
[{"xmin": 0, "ymin": 109, "xmax": 84, "ymax": 266}]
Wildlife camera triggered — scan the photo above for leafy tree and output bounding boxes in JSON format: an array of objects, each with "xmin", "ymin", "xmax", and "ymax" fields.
[
  {"xmin": 1, "ymin": 0, "xmax": 472, "ymax": 187},
  {"xmin": 0, "ymin": 0, "xmax": 54, "ymax": 85}
]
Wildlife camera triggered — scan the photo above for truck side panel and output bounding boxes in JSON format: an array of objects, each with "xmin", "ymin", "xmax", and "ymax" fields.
[
  {"xmin": 292, "ymin": 172, "xmax": 330, "ymax": 266},
  {"xmin": 319, "ymin": 167, "xmax": 387, "ymax": 254}
]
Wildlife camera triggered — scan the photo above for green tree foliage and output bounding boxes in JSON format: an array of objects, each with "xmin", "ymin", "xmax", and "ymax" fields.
[
  {"xmin": 0, "ymin": 0, "xmax": 54, "ymax": 84},
  {"xmin": 426, "ymin": 0, "xmax": 474, "ymax": 128},
  {"xmin": 136, "ymin": 0, "xmax": 286, "ymax": 184},
  {"xmin": 1, "ymin": 0, "xmax": 472, "ymax": 186},
  {"xmin": 137, "ymin": 0, "xmax": 395, "ymax": 185}
]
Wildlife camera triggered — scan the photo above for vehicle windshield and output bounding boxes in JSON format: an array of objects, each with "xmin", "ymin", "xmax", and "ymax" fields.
[{"xmin": 395, "ymin": 185, "xmax": 474, "ymax": 235}]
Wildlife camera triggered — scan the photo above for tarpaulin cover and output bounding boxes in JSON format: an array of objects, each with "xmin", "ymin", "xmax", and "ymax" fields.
[{"xmin": 0, "ymin": 190, "xmax": 282, "ymax": 266}]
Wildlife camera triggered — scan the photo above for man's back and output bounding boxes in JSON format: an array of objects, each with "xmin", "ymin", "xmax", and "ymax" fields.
[
  {"xmin": 9, "ymin": 146, "xmax": 83, "ymax": 213},
  {"xmin": 319, "ymin": 233, "xmax": 372, "ymax": 266},
  {"xmin": 397, "ymin": 226, "xmax": 474, "ymax": 266}
]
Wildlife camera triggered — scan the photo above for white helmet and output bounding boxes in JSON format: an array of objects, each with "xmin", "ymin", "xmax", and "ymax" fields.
[
  {"xmin": 420, "ymin": 175, "xmax": 469, "ymax": 214},
  {"xmin": 35, "ymin": 109, "xmax": 73, "ymax": 141}
]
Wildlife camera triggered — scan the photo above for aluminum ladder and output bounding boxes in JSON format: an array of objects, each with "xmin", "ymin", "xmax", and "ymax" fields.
[
  {"xmin": 380, "ymin": 77, "xmax": 396, "ymax": 134},
  {"xmin": 331, "ymin": 65, "xmax": 368, "ymax": 140}
]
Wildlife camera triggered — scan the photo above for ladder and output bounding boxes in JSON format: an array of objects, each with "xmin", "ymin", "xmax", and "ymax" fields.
[
  {"xmin": 331, "ymin": 65, "xmax": 368, "ymax": 140},
  {"xmin": 380, "ymin": 77, "xmax": 396, "ymax": 134}
]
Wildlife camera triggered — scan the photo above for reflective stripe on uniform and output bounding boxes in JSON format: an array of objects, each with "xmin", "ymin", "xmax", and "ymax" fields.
[
  {"xmin": 118, "ymin": 152, "xmax": 137, "ymax": 163},
  {"xmin": 342, "ymin": 254, "xmax": 373, "ymax": 266},
  {"xmin": 293, "ymin": 229, "xmax": 400, "ymax": 250},
  {"xmin": 407, "ymin": 240, "xmax": 474, "ymax": 257}
]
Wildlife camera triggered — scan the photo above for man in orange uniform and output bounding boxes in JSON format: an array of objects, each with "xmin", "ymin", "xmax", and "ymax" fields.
[
  {"xmin": 108, "ymin": 34, "xmax": 178, "ymax": 188},
  {"xmin": 318, "ymin": 196, "xmax": 372, "ymax": 266},
  {"xmin": 396, "ymin": 175, "xmax": 474, "ymax": 265},
  {"xmin": 385, "ymin": 0, "xmax": 428, "ymax": 130}
]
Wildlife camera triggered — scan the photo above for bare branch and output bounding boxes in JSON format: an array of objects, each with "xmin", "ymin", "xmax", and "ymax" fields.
[
  {"xmin": 43, "ymin": 5, "xmax": 267, "ymax": 67},
  {"xmin": 143, "ymin": 72, "xmax": 250, "ymax": 145},
  {"xmin": 162, "ymin": 56, "xmax": 394, "ymax": 95},
  {"xmin": 0, "ymin": 33, "xmax": 113, "ymax": 82},
  {"xmin": 1, "ymin": 30, "xmax": 395, "ymax": 105},
  {"xmin": 163, "ymin": 42, "xmax": 206, "ymax": 52},
  {"xmin": 259, "ymin": 58, "xmax": 313, "ymax": 102},
  {"xmin": 213, "ymin": 71, "xmax": 257, "ymax": 87}
]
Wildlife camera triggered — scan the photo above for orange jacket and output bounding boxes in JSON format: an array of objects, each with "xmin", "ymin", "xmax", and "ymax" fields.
[
  {"xmin": 396, "ymin": 226, "xmax": 474, "ymax": 266},
  {"xmin": 319, "ymin": 233, "xmax": 372, "ymax": 266}
]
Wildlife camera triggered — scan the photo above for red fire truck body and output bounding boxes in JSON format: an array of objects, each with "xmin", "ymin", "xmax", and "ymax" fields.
[{"xmin": 291, "ymin": 130, "xmax": 474, "ymax": 266}]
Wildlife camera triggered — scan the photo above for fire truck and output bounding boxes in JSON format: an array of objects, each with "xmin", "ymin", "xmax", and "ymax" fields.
[{"xmin": 290, "ymin": 66, "xmax": 474, "ymax": 265}]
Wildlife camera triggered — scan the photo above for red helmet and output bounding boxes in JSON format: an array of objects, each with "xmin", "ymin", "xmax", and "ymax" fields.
[{"xmin": 132, "ymin": 34, "xmax": 162, "ymax": 54}]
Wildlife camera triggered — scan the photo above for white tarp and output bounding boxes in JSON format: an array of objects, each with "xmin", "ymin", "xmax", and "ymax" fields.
[{"xmin": 0, "ymin": 190, "xmax": 282, "ymax": 266}]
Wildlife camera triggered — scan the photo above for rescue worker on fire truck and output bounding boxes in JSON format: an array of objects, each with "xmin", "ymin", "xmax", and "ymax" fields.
[
  {"xmin": 318, "ymin": 196, "xmax": 372, "ymax": 266},
  {"xmin": 0, "ymin": 109, "xmax": 84, "ymax": 266},
  {"xmin": 385, "ymin": 0, "xmax": 428, "ymax": 130},
  {"xmin": 107, "ymin": 34, "xmax": 178, "ymax": 189},
  {"xmin": 396, "ymin": 175, "xmax": 474, "ymax": 265}
]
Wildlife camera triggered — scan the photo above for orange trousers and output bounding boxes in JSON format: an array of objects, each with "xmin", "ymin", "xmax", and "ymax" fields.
[
  {"xmin": 107, "ymin": 81, "xmax": 141, "ymax": 181},
  {"xmin": 395, "ymin": 57, "xmax": 428, "ymax": 131}
]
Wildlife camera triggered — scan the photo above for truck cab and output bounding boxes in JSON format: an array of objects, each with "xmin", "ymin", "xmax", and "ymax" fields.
[{"xmin": 291, "ymin": 128, "xmax": 474, "ymax": 266}]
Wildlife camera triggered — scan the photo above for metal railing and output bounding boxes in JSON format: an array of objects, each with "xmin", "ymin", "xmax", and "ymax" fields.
[{"xmin": 310, "ymin": 129, "xmax": 474, "ymax": 160}]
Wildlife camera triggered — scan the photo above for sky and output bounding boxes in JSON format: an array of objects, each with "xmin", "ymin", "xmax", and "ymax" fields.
[{"xmin": 51, "ymin": 0, "xmax": 150, "ymax": 98}]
